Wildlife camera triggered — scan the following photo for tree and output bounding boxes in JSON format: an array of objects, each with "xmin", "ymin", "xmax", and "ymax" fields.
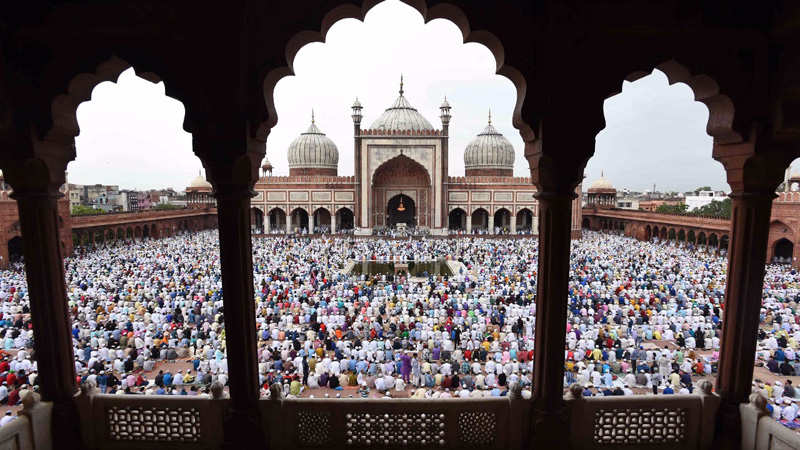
[
  {"xmin": 152, "ymin": 203, "xmax": 182, "ymax": 210},
  {"xmin": 656, "ymin": 203, "xmax": 688, "ymax": 215},
  {"xmin": 71, "ymin": 205, "xmax": 103, "ymax": 216},
  {"xmin": 693, "ymin": 198, "xmax": 731, "ymax": 219}
]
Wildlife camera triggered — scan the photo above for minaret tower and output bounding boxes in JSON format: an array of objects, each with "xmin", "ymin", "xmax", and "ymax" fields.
[
  {"xmin": 351, "ymin": 97, "xmax": 363, "ymax": 230},
  {"xmin": 439, "ymin": 96, "xmax": 452, "ymax": 232}
]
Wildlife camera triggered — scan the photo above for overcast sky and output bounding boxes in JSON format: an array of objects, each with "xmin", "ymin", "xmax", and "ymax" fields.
[{"xmin": 72, "ymin": 0, "xmax": 749, "ymax": 192}]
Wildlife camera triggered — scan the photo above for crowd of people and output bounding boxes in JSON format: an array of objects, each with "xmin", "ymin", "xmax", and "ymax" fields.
[{"xmin": 0, "ymin": 230, "xmax": 797, "ymax": 427}]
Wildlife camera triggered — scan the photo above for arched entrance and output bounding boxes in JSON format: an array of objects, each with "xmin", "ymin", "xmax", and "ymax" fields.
[
  {"xmin": 313, "ymin": 208, "xmax": 331, "ymax": 233},
  {"xmin": 372, "ymin": 155, "xmax": 431, "ymax": 229},
  {"xmin": 517, "ymin": 209, "xmax": 534, "ymax": 233},
  {"xmin": 471, "ymin": 208, "xmax": 489, "ymax": 233},
  {"xmin": 448, "ymin": 208, "xmax": 467, "ymax": 231},
  {"xmin": 8, "ymin": 236, "xmax": 23, "ymax": 262},
  {"xmin": 335, "ymin": 208, "xmax": 354, "ymax": 232},
  {"xmin": 269, "ymin": 208, "xmax": 287, "ymax": 232},
  {"xmin": 251, "ymin": 207, "xmax": 264, "ymax": 234},
  {"xmin": 494, "ymin": 208, "xmax": 511, "ymax": 233},
  {"xmin": 386, "ymin": 194, "xmax": 416, "ymax": 228},
  {"xmin": 290, "ymin": 208, "xmax": 309, "ymax": 233},
  {"xmin": 774, "ymin": 238, "xmax": 794, "ymax": 264}
]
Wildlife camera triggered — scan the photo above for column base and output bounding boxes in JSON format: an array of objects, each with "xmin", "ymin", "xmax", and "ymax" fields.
[
  {"xmin": 223, "ymin": 407, "xmax": 267, "ymax": 450},
  {"xmin": 530, "ymin": 405, "xmax": 570, "ymax": 448}
]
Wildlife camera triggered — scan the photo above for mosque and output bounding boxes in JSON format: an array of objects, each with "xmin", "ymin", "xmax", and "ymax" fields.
[{"xmin": 253, "ymin": 79, "xmax": 583, "ymax": 237}]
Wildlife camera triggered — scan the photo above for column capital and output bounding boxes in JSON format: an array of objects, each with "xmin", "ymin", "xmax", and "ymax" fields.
[
  {"xmin": 713, "ymin": 130, "xmax": 795, "ymax": 194},
  {"xmin": 1, "ymin": 138, "xmax": 74, "ymax": 195}
]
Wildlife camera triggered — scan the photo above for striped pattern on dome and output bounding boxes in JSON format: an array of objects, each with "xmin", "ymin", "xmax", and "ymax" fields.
[
  {"xmin": 464, "ymin": 123, "xmax": 515, "ymax": 170},
  {"xmin": 287, "ymin": 121, "xmax": 339, "ymax": 170},
  {"xmin": 368, "ymin": 94, "xmax": 435, "ymax": 132}
]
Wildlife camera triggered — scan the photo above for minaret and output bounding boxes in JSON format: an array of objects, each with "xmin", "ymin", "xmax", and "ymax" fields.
[
  {"xmin": 439, "ymin": 97, "xmax": 452, "ymax": 232},
  {"xmin": 439, "ymin": 96, "xmax": 451, "ymax": 133},
  {"xmin": 351, "ymin": 97, "xmax": 363, "ymax": 229}
]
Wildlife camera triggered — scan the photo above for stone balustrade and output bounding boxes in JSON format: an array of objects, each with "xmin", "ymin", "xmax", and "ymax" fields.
[
  {"xmin": 16, "ymin": 386, "xmax": 795, "ymax": 449},
  {"xmin": 564, "ymin": 382, "xmax": 719, "ymax": 450}
]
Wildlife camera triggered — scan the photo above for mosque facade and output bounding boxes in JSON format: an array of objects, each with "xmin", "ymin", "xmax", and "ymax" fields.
[{"xmin": 253, "ymin": 81, "xmax": 583, "ymax": 237}]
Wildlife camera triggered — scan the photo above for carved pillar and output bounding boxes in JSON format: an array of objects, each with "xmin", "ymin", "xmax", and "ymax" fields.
[
  {"xmin": 265, "ymin": 212, "xmax": 270, "ymax": 234},
  {"xmin": 531, "ymin": 190, "xmax": 574, "ymax": 438},
  {"xmin": 4, "ymin": 157, "xmax": 82, "ymax": 449},
  {"xmin": 488, "ymin": 214, "xmax": 495, "ymax": 234},
  {"xmin": 286, "ymin": 211, "xmax": 292, "ymax": 233},
  {"xmin": 466, "ymin": 214, "xmax": 472, "ymax": 234},
  {"xmin": 331, "ymin": 211, "xmax": 337, "ymax": 233},
  {"xmin": 713, "ymin": 141, "xmax": 789, "ymax": 447},
  {"xmin": 308, "ymin": 211, "xmax": 313, "ymax": 234},
  {"xmin": 207, "ymin": 176, "xmax": 266, "ymax": 449},
  {"xmin": 511, "ymin": 212, "xmax": 517, "ymax": 234}
]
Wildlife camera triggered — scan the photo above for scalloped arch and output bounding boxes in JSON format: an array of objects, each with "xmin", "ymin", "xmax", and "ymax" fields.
[
  {"xmin": 259, "ymin": 0, "xmax": 531, "ymax": 143},
  {"xmin": 49, "ymin": 55, "xmax": 191, "ymax": 145},
  {"xmin": 618, "ymin": 59, "xmax": 741, "ymax": 145}
]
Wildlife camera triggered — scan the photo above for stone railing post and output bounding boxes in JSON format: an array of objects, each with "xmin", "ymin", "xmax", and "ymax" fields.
[
  {"xmin": 267, "ymin": 383, "xmax": 285, "ymax": 449},
  {"xmin": 19, "ymin": 391, "xmax": 52, "ymax": 450},
  {"xmin": 563, "ymin": 384, "xmax": 586, "ymax": 448},
  {"xmin": 507, "ymin": 383, "xmax": 527, "ymax": 450},
  {"xmin": 698, "ymin": 380, "xmax": 720, "ymax": 450},
  {"xmin": 3, "ymin": 156, "xmax": 83, "ymax": 450},
  {"xmin": 739, "ymin": 393, "xmax": 768, "ymax": 450}
]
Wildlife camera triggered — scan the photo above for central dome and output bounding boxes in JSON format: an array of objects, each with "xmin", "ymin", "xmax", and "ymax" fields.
[
  {"xmin": 287, "ymin": 112, "xmax": 339, "ymax": 176},
  {"xmin": 368, "ymin": 77, "xmax": 435, "ymax": 132}
]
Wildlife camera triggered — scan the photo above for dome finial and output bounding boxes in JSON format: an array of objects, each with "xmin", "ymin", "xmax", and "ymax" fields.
[
  {"xmin": 311, "ymin": 109, "xmax": 315, "ymax": 124},
  {"xmin": 488, "ymin": 108, "xmax": 492, "ymax": 125},
  {"xmin": 399, "ymin": 74, "xmax": 404, "ymax": 96}
]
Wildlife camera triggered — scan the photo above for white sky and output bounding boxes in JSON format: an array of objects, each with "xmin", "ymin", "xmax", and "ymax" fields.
[{"xmin": 71, "ymin": 0, "xmax": 755, "ymax": 193}]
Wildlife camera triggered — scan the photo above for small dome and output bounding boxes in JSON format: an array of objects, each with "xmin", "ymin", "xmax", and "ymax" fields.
[
  {"xmin": 464, "ymin": 114, "xmax": 515, "ymax": 172},
  {"xmin": 262, "ymin": 158, "xmax": 273, "ymax": 170},
  {"xmin": 440, "ymin": 97, "xmax": 451, "ymax": 109},
  {"xmin": 287, "ymin": 114, "xmax": 339, "ymax": 171},
  {"xmin": 352, "ymin": 97, "xmax": 362, "ymax": 109},
  {"xmin": 368, "ymin": 77, "xmax": 435, "ymax": 132},
  {"xmin": 188, "ymin": 174, "xmax": 212, "ymax": 190},
  {"xmin": 588, "ymin": 175, "xmax": 615, "ymax": 192}
]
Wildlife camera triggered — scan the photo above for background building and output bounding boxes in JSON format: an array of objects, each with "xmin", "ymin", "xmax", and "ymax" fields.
[{"xmin": 253, "ymin": 82, "xmax": 582, "ymax": 237}]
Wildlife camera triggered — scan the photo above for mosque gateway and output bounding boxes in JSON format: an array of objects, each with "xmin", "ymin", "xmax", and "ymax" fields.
[{"xmin": 255, "ymin": 80, "xmax": 582, "ymax": 237}]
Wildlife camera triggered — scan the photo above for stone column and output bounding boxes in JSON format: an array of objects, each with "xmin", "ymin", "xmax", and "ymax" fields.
[
  {"xmin": 286, "ymin": 212, "xmax": 292, "ymax": 234},
  {"xmin": 331, "ymin": 211, "xmax": 337, "ymax": 234},
  {"xmin": 466, "ymin": 214, "xmax": 472, "ymax": 234},
  {"xmin": 488, "ymin": 214, "xmax": 495, "ymax": 234},
  {"xmin": 264, "ymin": 211, "xmax": 271, "ymax": 234},
  {"xmin": 713, "ymin": 143, "xmax": 788, "ymax": 447},
  {"xmin": 511, "ymin": 212, "xmax": 517, "ymax": 234},
  {"xmin": 209, "ymin": 178, "xmax": 266, "ymax": 448},
  {"xmin": 5, "ymin": 158, "xmax": 82, "ymax": 449},
  {"xmin": 308, "ymin": 211, "xmax": 313, "ymax": 234},
  {"xmin": 531, "ymin": 191, "xmax": 574, "ymax": 433}
]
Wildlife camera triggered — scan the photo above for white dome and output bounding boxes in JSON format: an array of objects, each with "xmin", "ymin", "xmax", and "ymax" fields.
[
  {"xmin": 287, "ymin": 117, "xmax": 339, "ymax": 170},
  {"xmin": 464, "ymin": 120, "xmax": 515, "ymax": 171},
  {"xmin": 368, "ymin": 79, "xmax": 435, "ymax": 132},
  {"xmin": 189, "ymin": 174, "xmax": 212, "ymax": 190},
  {"xmin": 589, "ymin": 176, "xmax": 615, "ymax": 191}
]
